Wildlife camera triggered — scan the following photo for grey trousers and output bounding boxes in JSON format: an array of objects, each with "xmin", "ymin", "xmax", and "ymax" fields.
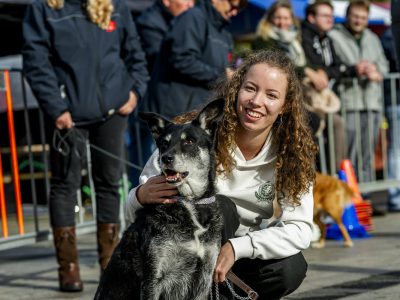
[{"xmin": 345, "ymin": 110, "xmax": 380, "ymax": 182}]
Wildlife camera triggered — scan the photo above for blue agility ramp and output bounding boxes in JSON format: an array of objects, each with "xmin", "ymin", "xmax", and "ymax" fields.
[
  {"xmin": 327, "ymin": 204, "xmax": 369, "ymax": 240},
  {"xmin": 327, "ymin": 170, "xmax": 369, "ymax": 240}
]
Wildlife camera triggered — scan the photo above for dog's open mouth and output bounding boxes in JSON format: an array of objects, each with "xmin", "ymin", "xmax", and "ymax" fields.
[{"xmin": 164, "ymin": 169, "xmax": 189, "ymax": 184}]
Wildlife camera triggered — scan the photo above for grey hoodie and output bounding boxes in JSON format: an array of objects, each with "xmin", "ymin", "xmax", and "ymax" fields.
[{"xmin": 329, "ymin": 24, "xmax": 388, "ymax": 111}]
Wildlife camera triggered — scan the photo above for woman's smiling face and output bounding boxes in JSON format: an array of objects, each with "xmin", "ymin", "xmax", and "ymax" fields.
[
  {"xmin": 271, "ymin": 7, "xmax": 293, "ymax": 30},
  {"xmin": 236, "ymin": 63, "xmax": 287, "ymax": 138}
]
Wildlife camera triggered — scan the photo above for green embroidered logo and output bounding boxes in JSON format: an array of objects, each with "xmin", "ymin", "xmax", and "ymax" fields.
[{"xmin": 255, "ymin": 181, "xmax": 275, "ymax": 203}]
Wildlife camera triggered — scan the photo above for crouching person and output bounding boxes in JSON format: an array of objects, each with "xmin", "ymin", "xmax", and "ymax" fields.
[{"xmin": 125, "ymin": 50, "xmax": 317, "ymax": 299}]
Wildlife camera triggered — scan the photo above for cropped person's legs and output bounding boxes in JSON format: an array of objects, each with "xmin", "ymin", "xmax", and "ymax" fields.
[
  {"xmin": 216, "ymin": 198, "xmax": 307, "ymax": 300},
  {"xmin": 386, "ymin": 105, "xmax": 400, "ymax": 211},
  {"xmin": 49, "ymin": 127, "xmax": 86, "ymax": 292},
  {"xmin": 332, "ymin": 113, "xmax": 347, "ymax": 171},
  {"xmin": 218, "ymin": 195, "xmax": 240, "ymax": 243},
  {"xmin": 49, "ymin": 128, "xmax": 85, "ymax": 227},
  {"xmin": 359, "ymin": 111, "xmax": 380, "ymax": 183},
  {"xmin": 219, "ymin": 252, "xmax": 308, "ymax": 300},
  {"xmin": 89, "ymin": 114, "xmax": 128, "ymax": 272}
]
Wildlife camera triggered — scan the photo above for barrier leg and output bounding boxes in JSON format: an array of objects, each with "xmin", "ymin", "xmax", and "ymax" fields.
[
  {"xmin": 0, "ymin": 152, "xmax": 8, "ymax": 237},
  {"xmin": 4, "ymin": 70, "xmax": 24, "ymax": 235}
]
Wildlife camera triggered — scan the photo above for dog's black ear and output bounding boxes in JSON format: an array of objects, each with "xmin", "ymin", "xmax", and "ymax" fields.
[
  {"xmin": 194, "ymin": 98, "xmax": 224, "ymax": 134},
  {"xmin": 139, "ymin": 112, "xmax": 172, "ymax": 140}
]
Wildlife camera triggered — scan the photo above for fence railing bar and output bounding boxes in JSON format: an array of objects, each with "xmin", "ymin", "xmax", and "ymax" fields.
[
  {"xmin": 327, "ymin": 113, "xmax": 335, "ymax": 175},
  {"xmin": 20, "ymin": 71, "xmax": 39, "ymax": 233},
  {"xmin": 0, "ymin": 221, "xmax": 96, "ymax": 251},
  {"xmin": 38, "ymin": 109, "xmax": 50, "ymax": 200}
]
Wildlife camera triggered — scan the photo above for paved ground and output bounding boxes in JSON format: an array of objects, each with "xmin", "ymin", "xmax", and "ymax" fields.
[{"xmin": 0, "ymin": 212, "xmax": 399, "ymax": 300}]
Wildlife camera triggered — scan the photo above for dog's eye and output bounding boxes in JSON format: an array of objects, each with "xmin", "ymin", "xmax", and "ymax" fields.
[
  {"xmin": 183, "ymin": 138, "xmax": 194, "ymax": 145},
  {"xmin": 158, "ymin": 140, "xmax": 169, "ymax": 150}
]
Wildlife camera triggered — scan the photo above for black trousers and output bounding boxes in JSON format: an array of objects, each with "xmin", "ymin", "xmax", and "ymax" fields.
[
  {"xmin": 218, "ymin": 196, "xmax": 308, "ymax": 300},
  {"xmin": 48, "ymin": 114, "xmax": 127, "ymax": 227}
]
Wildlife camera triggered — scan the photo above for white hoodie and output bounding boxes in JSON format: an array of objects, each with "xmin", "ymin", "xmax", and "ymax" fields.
[{"xmin": 125, "ymin": 132, "xmax": 314, "ymax": 261}]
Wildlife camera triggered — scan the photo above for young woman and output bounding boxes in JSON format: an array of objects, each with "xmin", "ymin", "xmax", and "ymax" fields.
[
  {"xmin": 125, "ymin": 50, "xmax": 317, "ymax": 299},
  {"xmin": 253, "ymin": 2, "xmax": 347, "ymax": 173}
]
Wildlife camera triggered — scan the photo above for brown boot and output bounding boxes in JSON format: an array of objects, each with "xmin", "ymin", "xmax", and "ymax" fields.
[
  {"xmin": 53, "ymin": 227, "xmax": 83, "ymax": 292},
  {"xmin": 97, "ymin": 223, "xmax": 120, "ymax": 273}
]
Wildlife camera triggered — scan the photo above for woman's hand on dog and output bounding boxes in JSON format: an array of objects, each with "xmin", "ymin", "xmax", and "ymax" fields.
[
  {"xmin": 137, "ymin": 175, "xmax": 178, "ymax": 205},
  {"xmin": 214, "ymin": 242, "xmax": 235, "ymax": 283}
]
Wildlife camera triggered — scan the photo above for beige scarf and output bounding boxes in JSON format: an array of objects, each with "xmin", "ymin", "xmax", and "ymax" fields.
[{"xmin": 267, "ymin": 25, "xmax": 307, "ymax": 67}]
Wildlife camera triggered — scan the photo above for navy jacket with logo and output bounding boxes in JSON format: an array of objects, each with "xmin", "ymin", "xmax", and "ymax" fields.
[
  {"xmin": 142, "ymin": 0, "xmax": 233, "ymax": 119},
  {"xmin": 22, "ymin": 0, "xmax": 148, "ymax": 124}
]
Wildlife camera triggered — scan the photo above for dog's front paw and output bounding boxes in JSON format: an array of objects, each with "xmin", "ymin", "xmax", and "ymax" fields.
[{"xmin": 344, "ymin": 240, "xmax": 354, "ymax": 248}]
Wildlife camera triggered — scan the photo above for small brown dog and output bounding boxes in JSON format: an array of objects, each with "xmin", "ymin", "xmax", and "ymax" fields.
[{"xmin": 312, "ymin": 172, "xmax": 354, "ymax": 248}]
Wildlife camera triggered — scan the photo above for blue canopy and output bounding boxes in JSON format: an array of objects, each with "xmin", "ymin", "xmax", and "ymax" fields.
[
  {"xmin": 248, "ymin": 0, "xmax": 308, "ymax": 19},
  {"xmin": 229, "ymin": 0, "xmax": 389, "ymax": 36},
  {"xmin": 247, "ymin": 0, "xmax": 390, "ymax": 25}
]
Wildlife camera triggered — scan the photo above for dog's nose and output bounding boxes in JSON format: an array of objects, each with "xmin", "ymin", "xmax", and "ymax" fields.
[{"xmin": 162, "ymin": 155, "xmax": 174, "ymax": 164}]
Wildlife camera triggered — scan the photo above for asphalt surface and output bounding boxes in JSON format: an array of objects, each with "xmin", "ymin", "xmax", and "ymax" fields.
[{"xmin": 0, "ymin": 211, "xmax": 399, "ymax": 300}]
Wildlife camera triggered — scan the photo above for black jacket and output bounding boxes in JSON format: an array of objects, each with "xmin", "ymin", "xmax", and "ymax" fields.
[
  {"xmin": 142, "ymin": 0, "xmax": 233, "ymax": 119},
  {"xmin": 392, "ymin": 0, "xmax": 400, "ymax": 69},
  {"xmin": 22, "ymin": 0, "xmax": 149, "ymax": 124},
  {"xmin": 301, "ymin": 20, "xmax": 355, "ymax": 80},
  {"xmin": 135, "ymin": 0, "xmax": 174, "ymax": 73}
]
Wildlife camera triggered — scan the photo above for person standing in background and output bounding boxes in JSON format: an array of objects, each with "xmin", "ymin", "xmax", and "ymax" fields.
[
  {"xmin": 136, "ymin": 0, "xmax": 195, "ymax": 73},
  {"xmin": 329, "ymin": 0, "xmax": 388, "ymax": 183},
  {"xmin": 381, "ymin": 28, "xmax": 400, "ymax": 212},
  {"xmin": 143, "ymin": 0, "xmax": 247, "ymax": 120},
  {"xmin": 392, "ymin": 0, "xmax": 400, "ymax": 64},
  {"xmin": 22, "ymin": 0, "xmax": 148, "ymax": 292},
  {"xmin": 128, "ymin": 0, "xmax": 194, "ymax": 186},
  {"xmin": 301, "ymin": 0, "xmax": 352, "ymax": 82}
]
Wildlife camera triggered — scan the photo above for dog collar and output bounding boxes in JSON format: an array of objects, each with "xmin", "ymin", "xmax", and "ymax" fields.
[
  {"xmin": 174, "ymin": 196, "xmax": 216, "ymax": 205},
  {"xmin": 194, "ymin": 196, "xmax": 216, "ymax": 205}
]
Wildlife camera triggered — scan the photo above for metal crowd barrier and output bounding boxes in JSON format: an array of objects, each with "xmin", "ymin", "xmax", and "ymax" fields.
[
  {"xmin": 0, "ymin": 68, "xmax": 140, "ymax": 251},
  {"xmin": 319, "ymin": 73, "xmax": 400, "ymax": 194},
  {"xmin": 1, "ymin": 67, "xmax": 400, "ymax": 251}
]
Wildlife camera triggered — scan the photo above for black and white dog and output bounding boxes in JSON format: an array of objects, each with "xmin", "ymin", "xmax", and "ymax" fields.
[{"xmin": 95, "ymin": 99, "xmax": 225, "ymax": 300}]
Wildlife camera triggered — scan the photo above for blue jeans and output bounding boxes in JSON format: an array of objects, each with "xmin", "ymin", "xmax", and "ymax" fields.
[{"xmin": 385, "ymin": 105, "xmax": 400, "ymax": 211}]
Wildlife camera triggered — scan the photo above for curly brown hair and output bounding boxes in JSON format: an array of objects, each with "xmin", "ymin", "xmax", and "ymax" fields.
[{"xmin": 214, "ymin": 50, "xmax": 317, "ymax": 206}]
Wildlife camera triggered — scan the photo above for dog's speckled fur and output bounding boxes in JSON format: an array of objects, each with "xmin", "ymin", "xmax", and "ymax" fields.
[{"xmin": 94, "ymin": 99, "xmax": 224, "ymax": 300}]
